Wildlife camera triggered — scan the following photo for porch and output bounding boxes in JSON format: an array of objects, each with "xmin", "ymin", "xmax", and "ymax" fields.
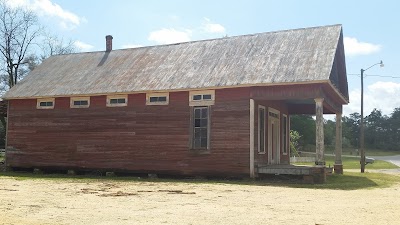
[{"xmin": 257, "ymin": 164, "xmax": 332, "ymax": 184}]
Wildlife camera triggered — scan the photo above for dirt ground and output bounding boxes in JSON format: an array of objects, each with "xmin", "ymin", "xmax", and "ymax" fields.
[{"xmin": 1, "ymin": 173, "xmax": 400, "ymax": 225}]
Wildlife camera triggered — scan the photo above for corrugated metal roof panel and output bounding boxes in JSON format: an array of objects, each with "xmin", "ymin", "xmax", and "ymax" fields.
[{"xmin": 3, "ymin": 24, "xmax": 342, "ymax": 99}]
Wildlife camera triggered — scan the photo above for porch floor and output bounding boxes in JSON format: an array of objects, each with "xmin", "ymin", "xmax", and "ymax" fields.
[{"xmin": 257, "ymin": 164, "xmax": 317, "ymax": 175}]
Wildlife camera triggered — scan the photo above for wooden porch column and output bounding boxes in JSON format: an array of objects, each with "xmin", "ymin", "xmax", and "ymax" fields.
[
  {"xmin": 249, "ymin": 99, "xmax": 255, "ymax": 178},
  {"xmin": 315, "ymin": 98, "xmax": 325, "ymax": 166},
  {"xmin": 334, "ymin": 112, "xmax": 343, "ymax": 174}
]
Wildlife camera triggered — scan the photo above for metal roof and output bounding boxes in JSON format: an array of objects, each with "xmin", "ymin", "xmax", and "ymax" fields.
[{"xmin": 3, "ymin": 24, "xmax": 343, "ymax": 99}]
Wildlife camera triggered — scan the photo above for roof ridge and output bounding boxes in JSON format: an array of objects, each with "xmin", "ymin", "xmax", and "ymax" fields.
[{"xmin": 51, "ymin": 24, "xmax": 342, "ymax": 57}]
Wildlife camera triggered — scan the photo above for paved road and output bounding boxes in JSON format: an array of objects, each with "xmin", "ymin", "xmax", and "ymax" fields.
[{"xmin": 370, "ymin": 155, "xmax": 400, "ymax": 167}]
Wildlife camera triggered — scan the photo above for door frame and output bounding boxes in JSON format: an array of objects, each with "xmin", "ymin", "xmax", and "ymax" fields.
[{"xmin": 268, "ymin": 107, "xmax": 280, "ymax": 164}]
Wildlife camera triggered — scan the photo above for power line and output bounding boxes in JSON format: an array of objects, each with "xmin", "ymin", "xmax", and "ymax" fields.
[{"xmin": 348, "ymin": 73, "xmax": 400, "ymax": 78}]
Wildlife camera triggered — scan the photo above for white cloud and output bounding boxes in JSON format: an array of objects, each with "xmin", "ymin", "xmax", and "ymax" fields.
[
  {"xmin": 6, "ymin": 0, "xmax": 84, "ymax": 30},
  {"xmin": 344, "ymin": 81, "xmax": 400, "ymax": 116},
  {"xmin": 121, "ymin": 44, "xmax": 143, "ymax": 49},
  {"xmin": 202, "ymin": 17, "xmax": 226, "ymax": 34},
  {"xmin": 147, "ymin": 18, "xmax": 226, "ymax": 45},
  {"xmin": 344, "ymin": 37, "xmax": 382, "ymax": 57},
  {"xmin": 148, "ymin": 28, "xmax": 192, "ymax": 45},
  {"xmin": 74, "ymin": 41, "xmax": 94, "ymax": 52}
]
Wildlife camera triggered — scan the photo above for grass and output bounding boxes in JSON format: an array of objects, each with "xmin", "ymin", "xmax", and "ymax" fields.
[
  {"xmin": 295, "ymin": 155, "xmax": 399, "ymax": 169},
  {"xmin": 290, "ymin": 172, "xmax": 400, "ymax": 190},
  {"xmin": 1, "ymin": 170, "xmax": 399, "ymax": 191}
]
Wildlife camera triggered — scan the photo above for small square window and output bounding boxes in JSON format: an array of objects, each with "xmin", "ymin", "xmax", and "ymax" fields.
[
  {"xmin": 203, "ymin": 94, "xmax": 212, "ymax": 100},
  {"xmin": 193, "ymin": 95, "xmax": 202, "ymax": 100}
]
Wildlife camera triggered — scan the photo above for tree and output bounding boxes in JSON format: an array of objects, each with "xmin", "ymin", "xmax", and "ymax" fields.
[
  {"xmin": 39, "ymin": 33, "xmax": 76, "ymax": 61},
  {"xmin": 0, "ymin": 0, "xmax": 42, "ymax": 90},
  {"xmin": 290, "ymin": 115, "xmax": 316, "ymax": 151}
]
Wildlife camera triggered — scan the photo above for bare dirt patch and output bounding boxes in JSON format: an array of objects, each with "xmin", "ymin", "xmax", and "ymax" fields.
[{"xmin": 1, "ymin": 175, "xmax": 400, "ymax": 225}]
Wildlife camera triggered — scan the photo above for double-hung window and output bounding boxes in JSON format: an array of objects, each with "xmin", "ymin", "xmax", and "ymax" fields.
[
  {"xmin": 190, "ymin": 90, "xmax": 215, "ymax": 150},
  {"xmin": 192, "ymin": 106, "xmax": 210, "ymax": 149}
]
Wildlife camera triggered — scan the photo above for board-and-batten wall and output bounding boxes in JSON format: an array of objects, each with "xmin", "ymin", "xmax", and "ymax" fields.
[{"xmin": 6, "ymin": 88, "xmax": 251, "ymax": 177}]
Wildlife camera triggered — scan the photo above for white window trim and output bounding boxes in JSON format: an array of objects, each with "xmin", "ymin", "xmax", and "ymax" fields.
[
  {"xmin": 146, "ymin": 92, "xmax": 169, "ymax": 105},
  {"xmin": 258, "ymin": 105, "xmax": 266, "ymax": 154},
  {"xmin": 70, "ymin": 97, "xmax": 90, "ymax": 108},
  {"xmin": 189, "ymin": 90, "xmax": 215, "ymax": 106},
  {"xmin": 107, "ymin": 95, "xmax": 128, "ymax": 107},
  {"xmin": 282, "ymin": 114, "xmax": 288, "ymax": 155},
  {"xmin": 37, "ymin": 98, "xmax": 55, "ymax": 109}
]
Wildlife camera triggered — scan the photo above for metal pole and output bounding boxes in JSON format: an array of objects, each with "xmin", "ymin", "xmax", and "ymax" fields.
[{"xmin": 360, "ymin": 69, "xmax": 365, "ymax": 173}]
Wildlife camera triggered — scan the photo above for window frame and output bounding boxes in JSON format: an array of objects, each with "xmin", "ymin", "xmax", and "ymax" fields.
[
  {"xmin": 70, "ymin": 97, "xmax": 90, "ymax": 108},
  {"xmin": 106, "ymin": 95, "xmax": 128, "ymax": 107},
  {"xmin": 258, "ymin": 105, "xmax": 266, "ymax": 154},
  {"xmin": 189, "ymin": 90, "xmax": 215, "ymax": 106},
  {"xmin": 36, "ymin": 98, "xmax": 55, "ymax": 109},
  {"xmin": 146, "ymin": 92, "xmax": 169, "ymax": 105},
  {"xmin": 282, "ymin": 114, "xmax": 288, "ymax": 155},
  {"xmin": 190, "ymin": 106, "xmax": 211, "ymax": 150}
]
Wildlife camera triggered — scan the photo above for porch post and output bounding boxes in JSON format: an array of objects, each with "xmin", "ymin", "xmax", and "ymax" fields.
[
  {"xmin": 249, "ymin": 99, "xmax": 255, "ymax": 178},
  {"xmin": 314, "ymin": 98, "xmax": 325, "ymax": 166},
  {"xmin": 334, "ymin": 112, "xmax": 343, "ymax": 174}
]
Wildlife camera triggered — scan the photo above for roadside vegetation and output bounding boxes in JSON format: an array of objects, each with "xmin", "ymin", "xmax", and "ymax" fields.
[{"xmin": 294, "ymin": 155, "xmax": 399, "ymax": 170}]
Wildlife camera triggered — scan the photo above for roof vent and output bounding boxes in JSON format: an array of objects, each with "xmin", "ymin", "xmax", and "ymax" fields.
[{"xmin": 105, "ymin": 35, "xmax": 113, "ymax": 52}]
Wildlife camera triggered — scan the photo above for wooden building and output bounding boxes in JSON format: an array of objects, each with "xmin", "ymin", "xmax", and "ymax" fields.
[{"xmin": 2, "ymin": 24, "xmax": 348, "ymax": 179}]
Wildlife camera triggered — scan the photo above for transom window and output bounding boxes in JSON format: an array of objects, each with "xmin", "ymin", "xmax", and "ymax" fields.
[
  {"xmin": 146, "ymin": 92, "xmax": 169, "ymax": 105},
  {"xmin": 192, "ymin": 94, "xmax": 212, "ymax": 101},
  {"xmin": 269, "ymin": 111, "xmax": 279, "ymax": 119},
  {"xmin": 107, "ymin": 95, "xmax": 128, "ymax": 107},
  {"xmin": 70, "ymin": 97, "xmax": 90, "ymax": 108},
  {"xmin": 192, "ymin": 106, "xmax": 210, "ymax": 149},
  {"xmin": 37, "ymin": 98, "xmax": 55, "ymax": 109},
  {"xmin": 110, "ymin": 98, "xmax": 126, "ymax": 104},
  {"xmin": 189, "ymin": 90, "xmax": 215, "ymax": 106}
]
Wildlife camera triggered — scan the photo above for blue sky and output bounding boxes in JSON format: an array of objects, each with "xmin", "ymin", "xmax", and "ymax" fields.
[{"xmin": 8, "ymin": 0, "xmax": 400, "ymax": 116}]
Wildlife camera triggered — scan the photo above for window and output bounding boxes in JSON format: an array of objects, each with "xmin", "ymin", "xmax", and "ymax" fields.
[
  {"xmin": 146, "ymin": 92, "xmax": 169, "ymax": 105},
  {"xmin": 37, "ymin": 98, "xmax": 55, "ymax": 109},
  {"xmin": 282, "ymin": 114, "xmax": 288, "ymax": 155},
  {"xmin": 189, "ymin": 90, "xmax": 215, "ymax": 106},
  {"xmin": 70, "ymin": 97, "xmax": 90, "ymax": 108},
  {"xmin": 107, "ymin": 95, "xmax": 128, "ymax": 107},
  {"xmin": 192, "ymin": 106, "xmax": 210, "ymax": 149},
  {"xmin": 258, "ymin": 106, "xmax": 266, "ymax": 153}
]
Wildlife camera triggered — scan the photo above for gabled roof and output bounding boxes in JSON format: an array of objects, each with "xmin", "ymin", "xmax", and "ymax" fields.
[{"xmin": 3, "ymin": 24, "xmax": 345, "ymax": 99}]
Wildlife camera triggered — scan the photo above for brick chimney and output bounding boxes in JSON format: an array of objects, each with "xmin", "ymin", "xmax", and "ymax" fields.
[{"xmin": 105, "ymin": 35, "xmax": 113, "ymax": 52}]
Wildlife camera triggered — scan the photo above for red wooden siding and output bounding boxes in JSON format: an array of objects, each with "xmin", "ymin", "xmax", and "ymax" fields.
[{"xmin": 6, "ymin": 88, "xmax": 251, "ymax": 177}]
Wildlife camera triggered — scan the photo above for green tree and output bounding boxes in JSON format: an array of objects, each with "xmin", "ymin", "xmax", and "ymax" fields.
[{"xmin": 290, "ymin": 115, "xmax": 315, "ymax": 150}]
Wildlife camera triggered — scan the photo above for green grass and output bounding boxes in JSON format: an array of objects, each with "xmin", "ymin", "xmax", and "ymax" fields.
[
  {"xmin": 295, "ymin": 155, "xmax": 399, "ymax": 169},
  {"xmin": 290, "ymin": 172, "xmax": 400, "ymax": 190},
  {"xmin": 1, "ymin": 170, "xmax": 399, "ymax": 191}
]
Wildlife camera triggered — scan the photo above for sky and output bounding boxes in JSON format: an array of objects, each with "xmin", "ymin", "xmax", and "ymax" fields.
[{"xmin": 6, "ymin": 0, "xmax": 400, "ymax": 117}]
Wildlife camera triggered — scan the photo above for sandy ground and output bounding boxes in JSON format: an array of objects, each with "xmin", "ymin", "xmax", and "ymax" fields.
[{"xmin": 1, "ymin": 173, "xmax": 400, "ymax": 225}]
